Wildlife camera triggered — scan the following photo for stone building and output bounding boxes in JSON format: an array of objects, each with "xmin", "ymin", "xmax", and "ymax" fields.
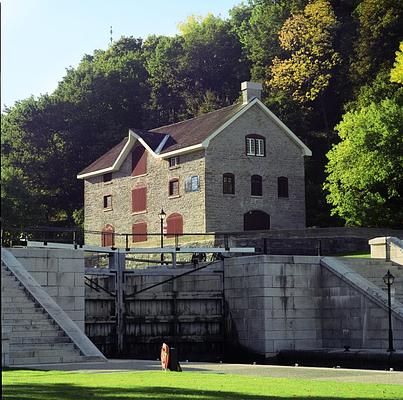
[{"xmin": 77, "ymin": 82, "xmax": 311, "ymax": 245}]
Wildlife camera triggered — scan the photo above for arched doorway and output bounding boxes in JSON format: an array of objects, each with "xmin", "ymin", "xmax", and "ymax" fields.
[
  {"xmin": 101, "ymin": 224, "xmax": 115, "ymax": 247},
  {"xmin": 244, "ymin": 210, "xmax": 270, "ymax": 231},
  {"xmin": 166, "ymin": 213, "xmax": 183, "ymax": 237}
]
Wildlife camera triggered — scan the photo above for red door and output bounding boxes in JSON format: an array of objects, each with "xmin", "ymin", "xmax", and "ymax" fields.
[{"xmin": 101, "ymin": 224, "xmax": 115, "ymax": 247}]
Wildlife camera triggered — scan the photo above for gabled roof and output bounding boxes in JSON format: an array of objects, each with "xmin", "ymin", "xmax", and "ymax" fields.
[
  {"xmin": 77, "ymin": 98, "xmax": 311, "ymax": 179},
  {"xmin": 150, "ymin": 103, "xmax": 244, "ymax": 154},
  {"xmin": 78, "ymin": 137, "xmax": 128, "ymax": 176}
]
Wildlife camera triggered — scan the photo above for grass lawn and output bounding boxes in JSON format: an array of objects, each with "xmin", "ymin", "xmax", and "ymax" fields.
[
  {"xmin": 2, "ymin": 369, "xmax": 403, "ymax": 400},
  {"xmin": 340, "ymin": 253, "xmax": 371, "ymax": 258}
]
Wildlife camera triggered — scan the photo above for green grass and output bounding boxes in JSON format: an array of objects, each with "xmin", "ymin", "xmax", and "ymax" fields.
[
  {"xmin": 340, "ymin": 252, "xmax": 371, "ymax": 258},
  {"xmin": 2, "ymin": 369, "xmax": 403, "ymax": 400}
]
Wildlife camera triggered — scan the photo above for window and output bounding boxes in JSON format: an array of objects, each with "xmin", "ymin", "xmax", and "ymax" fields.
[
  {"xmin": 101, "ymin": 224, "xmax": 115, "ymax": 247},
  {"xmin": 132, "ymin": 187, "xmax": 147, "ymax": 212},
  {"xmin": 251, "ymin": 175, "xmax": 262, "ymax": 196},
  {"xmin": 223, "ymin": 173, "xmax": 235, "ymax": 194},
  {"xmin": 169, "ymin": 156, "xmax": 179, "ymax": 168},
  {"xmin": 166, "ymin": 213, "xmax": 183, "ymax": 237},
  {"xmin": 132, "ymin": 146, "xmax": 147, "ymax": 177},
  {"xmin": 169, "ymin": 179, "xmax": 179, "ymax": 197},
  {"xmin": 185, "ymin": 175, "xmax": 200, "ymax": 192},
  {"xmin": 132, "ymin": 221, "xmax": 147, "ymax": 243},
  {"xmin": 103, "ymin": 173, "xmax": 112, "ymax": 183},
  {"xmin": 278, "ymin": 177, "xmax": 289, "ymax": 198},
  {"xmin": 246, "ymin": 135, "xmax": 265, "ymax": 157},
  {"xmin": 103, "ymin": 195, "xmax": 112, "ymax": 209}
]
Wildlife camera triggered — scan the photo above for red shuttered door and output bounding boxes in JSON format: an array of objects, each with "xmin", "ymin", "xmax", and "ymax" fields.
[
  {"xmin": 166, "ymin": 213, "xmax": 183, "ymax": 238},
  {"xmin": 101, "ymin": 225, "xmax": 115, "ymax": 247},
  {"xmin": 132, "ymin": 187, "xmax": 147, "ymax": 213},
  {"xmin": 132, "ymin": 221, "xmax": 148, "ymax": 243}
]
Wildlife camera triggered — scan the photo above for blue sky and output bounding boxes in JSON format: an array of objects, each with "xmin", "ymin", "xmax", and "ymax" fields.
[{"xmin": 1, "ymin": 0, "xmax": 241, "ymax": 110}]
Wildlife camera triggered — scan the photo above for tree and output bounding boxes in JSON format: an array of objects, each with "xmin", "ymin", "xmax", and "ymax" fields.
[
  {"xmin": 350, "ymin": 0, "xmax": 403, "ymax": 88},
  {"xmin": 1, "ymin": 37, "xmax": 151, "ymax": 227},
  {"xmin": 324, "ymin": 90, "xmax": 403, "ymax": 227},
  {"xmin": 269, "ymin": 0, "xmax": 340, "ymax": 105},
  {"xmin": 230, "ymin": 0, "xmax": 306, "ymax": 81},
  {"xmin": 178, "ymin": 14, "xmax": 249, "ymax": 115},
  {"xmin": 143, "ymin": 35, "xmax": 188, "ymax": 126},
  {"xmin": 390, "ymin": 41, "xmax": 403, "ymax": 84}
]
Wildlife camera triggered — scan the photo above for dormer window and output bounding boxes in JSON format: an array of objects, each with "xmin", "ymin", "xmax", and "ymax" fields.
[
  {"xmin": 169, "ymin": 156, "xmax": 179, "ymax": 168},
  {"xmin": 132, "ymin": 146, "xmax": 147, "ymax": 177},
  {"xmin": 246, "ymin": 135, "xmax": 265, "ymax": 157}
]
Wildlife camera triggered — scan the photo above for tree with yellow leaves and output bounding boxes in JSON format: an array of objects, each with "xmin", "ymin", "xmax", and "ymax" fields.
[{"xmin": 269, "ymin": 0, "xmax": 340, "ymax": 104}]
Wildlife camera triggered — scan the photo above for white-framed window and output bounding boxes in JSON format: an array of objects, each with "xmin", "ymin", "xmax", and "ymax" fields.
[
  {"xmin": 246, "ymin": 138, "xmax": 255, "ymax": 156},
  {"xmin": 246, "ymin": 135, "xmax": 265, "ymax": 157},
  {"xmin": 185, "ymin": 175, "xmax": 200, "ymax": 192},
  {"xmin": 169, "ymin": 156, "xmax": 179, "ymax": 168},
  {"xmin": 256, "ymin": 139, "xmax": 265, "ymax": 156}
]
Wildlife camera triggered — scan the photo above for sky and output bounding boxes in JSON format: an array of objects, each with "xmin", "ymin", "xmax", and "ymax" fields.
[{"xmin": 1, "ymin": 0, "xmax": 241, "ymax": 111}]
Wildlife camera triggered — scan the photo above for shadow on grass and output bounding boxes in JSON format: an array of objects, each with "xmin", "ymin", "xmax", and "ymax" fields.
[{"xmin": 1, "ymin": 383, "xmax": 393, "ymax": 400}]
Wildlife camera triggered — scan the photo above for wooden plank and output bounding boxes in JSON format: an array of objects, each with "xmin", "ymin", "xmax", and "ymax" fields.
[
  {"xmin": 123, "ymin": 335, "xmax": 223, "ymax": 343},
  {"xmin": 123, "ymin": 291, "xmax": 223, "ymax": 300},
  {"xmin": 124, "ymin": 315, "xmax": 222, "ymax": 323},
  {"xmin": 85, "ymin": 268, "xmax": 115, "ymax": 275}
]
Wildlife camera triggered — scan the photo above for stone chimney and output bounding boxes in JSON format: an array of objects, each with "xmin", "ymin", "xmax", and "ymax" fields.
[{"xmin": 241, "ymin": 81, "xmax": 262, "ymax": 104}]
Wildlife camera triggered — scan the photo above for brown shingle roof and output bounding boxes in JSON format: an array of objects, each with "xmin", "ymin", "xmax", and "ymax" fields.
[
  {"xmin": 78, "ymin": 102, "xmax": 245, "ymax": 176},
  {"xmin": 78, "ymin": 137, "xmax": 128, "ymax": 175},
  {"xmin": 151, "ymin": 102, "xmax": 244, "ymax": 153}
]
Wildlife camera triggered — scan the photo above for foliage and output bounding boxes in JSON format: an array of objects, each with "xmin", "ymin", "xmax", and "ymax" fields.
[
  {"xmin": 390, "ymin": 41, "xmax": 403, "ymax": 84},
  {"xmin": 3, "ymin": 370, "xmax": 403, "ymax": 399},
  {"xmin": 178, "ymin": 14, "xmax": 249, "ymax": 115},
  {"xmin": 324, "ymin": 94, "xmax": 403, "ymax": 227},
  {"xmin": 230, "ymin": 0, "xmax": 306, "ymax": 81},
  {"xmin": 269, "ymin": 0, "xmax": 341, "ymax": 104},
  {"xmin": 350, "ymin": 0, "xmax": 403, "ymax": 88},
  {"xmin": 2, "ymin": 2, "xmax": 402, "ymax": 229}
]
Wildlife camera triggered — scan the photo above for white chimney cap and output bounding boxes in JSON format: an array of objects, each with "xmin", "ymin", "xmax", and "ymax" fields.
[{"xmin": 241, "ymin": 81, "xmax": 263, "ymax": 91}]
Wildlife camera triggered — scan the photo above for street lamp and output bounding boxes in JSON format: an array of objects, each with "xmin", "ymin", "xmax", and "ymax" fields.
[
  {"xmin": 159, "ymin": 209, "xmax": 166, "ymax": 264},
  {"xmin": 383, "ymin": 269, "xmax": 395, "ymax": 352}
]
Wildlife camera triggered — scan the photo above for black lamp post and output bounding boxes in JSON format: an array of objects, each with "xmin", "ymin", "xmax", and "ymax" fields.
[
  {"xmin": 159, "ymin": 209, "xmax": 166, "ymax": 264},
  {"xmin": 383, "ymin": 269, "xmax": 395, "ymax": 352}
]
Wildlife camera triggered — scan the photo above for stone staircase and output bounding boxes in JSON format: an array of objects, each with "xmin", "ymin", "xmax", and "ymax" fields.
[
  {"xmin": 1, "ymin": 262, "xmax": 92, "ymax": 365},
  {"xmin": 337, "ymin": 257, "xmax": 403, "ymax": 304}
]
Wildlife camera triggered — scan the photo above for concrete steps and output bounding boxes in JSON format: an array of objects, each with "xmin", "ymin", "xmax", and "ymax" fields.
[
  {"xmin": 1, "ymin": 261, "xmax": 90, "ymax": 365},
  {"xmin": 338, "ymin": 257, "xmax": 403, "ymax": 304}
]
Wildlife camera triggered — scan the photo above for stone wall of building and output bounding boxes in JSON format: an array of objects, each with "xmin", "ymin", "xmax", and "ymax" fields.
[
  {"xmin": 84, "ymin": 146, "xmax": 206, "ymax": 246},
  {"xmin": 9, "ymin": 248, "xmax": 85, "ymax": 331},
  {"xmin": 205, "ymin": 104, "xmax": 307, "ymax": 232}
]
